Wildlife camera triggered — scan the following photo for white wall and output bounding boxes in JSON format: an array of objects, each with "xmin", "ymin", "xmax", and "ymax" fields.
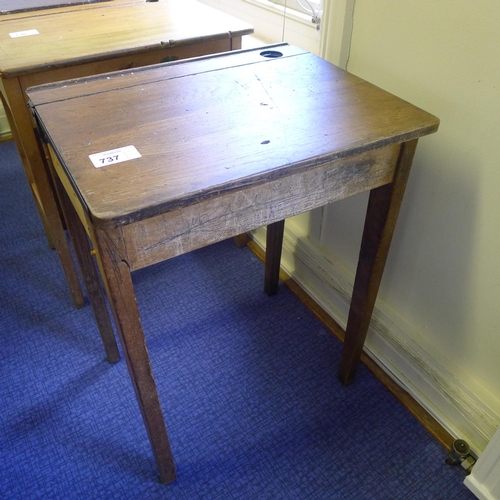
[{"xmin": 203, "ymin": 0, "xmax": 500, "ymax": 454}]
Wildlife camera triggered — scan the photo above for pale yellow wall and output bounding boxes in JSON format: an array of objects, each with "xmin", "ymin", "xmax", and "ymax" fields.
[
  {"xmin": 0, "ymin": 101, "xmax": 10, "ymax": 137},
  {"xmin": 321, "ymin": 0, "xmax": 499, "ymax": 448}
]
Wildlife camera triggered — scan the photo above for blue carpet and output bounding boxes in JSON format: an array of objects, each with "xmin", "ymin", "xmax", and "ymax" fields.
[{"xmin": 0, "ymin": 139, "xmax": 475, "ymax": 499}]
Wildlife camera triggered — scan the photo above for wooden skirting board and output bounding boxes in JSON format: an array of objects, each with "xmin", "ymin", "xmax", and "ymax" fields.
[{"xmin": 245, "ymin": 236, "xmax": 456, "ymax": 453}]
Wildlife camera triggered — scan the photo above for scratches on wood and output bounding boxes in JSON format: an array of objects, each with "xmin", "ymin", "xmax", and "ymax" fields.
[{"xmin": 124, "ymin": 145, "xmax": 399, "ymax": 270}]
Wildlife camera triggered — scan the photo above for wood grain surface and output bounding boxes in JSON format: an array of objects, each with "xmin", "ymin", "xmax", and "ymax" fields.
[
  {"xmin": 0, "ymin": 0, "xmax": 253, "ymax": 76},
  {"xmin": 1, "ymin": 0, "xmax": 252, "ymax": 312},
  {"xmin": 30, "ymin": 45, "xmax": 439, "ymax": 229},
  {"xmin": 0, "ymin": 0, "xmax": 142, "ymax": 19}
]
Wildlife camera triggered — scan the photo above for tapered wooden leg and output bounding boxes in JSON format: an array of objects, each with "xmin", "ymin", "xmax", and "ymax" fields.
[
  {"xmin": 36, "ymin": 142, "xmax": 85, "ymax": 308},
  {"xmin": 0, "ymin": 91, "xmax": 55, "ymax": 248},
  {"xmin": 264, "ymin": 220, "xmax": 285, "ymax": 296},
  {"xmin": 2, "ymin": 80, "xmax": 85, "ymax": 308},
  {"xmin": 53, "ymin": 176, "xmax": 120, "ymax": 364},
  {"xmin": 233, "ymin": 233, "xmax": 249, "ymax": 248},
  {"xmin": 94, "ymin": 227, "xmax": 176, "ymax": 484},
  {"xmin": 339, "ymin": 140, "xmax": 418, "ymax": 385}
]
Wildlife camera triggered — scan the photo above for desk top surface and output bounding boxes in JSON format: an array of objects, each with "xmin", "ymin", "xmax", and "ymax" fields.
[
  {"xmin": 0, "ymin": 0, "xmax": 253, "ymax": 76},
  {"xmin": 29, "ymin": 44, "xmax": 439, "ymax": 228},
  {"xmin": 0, "ymin": 0, "xmax": 111, "ymax": 15}
]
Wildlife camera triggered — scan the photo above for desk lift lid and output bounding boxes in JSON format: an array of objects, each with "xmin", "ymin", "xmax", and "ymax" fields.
[{"xmin": 28, "ymin": 44, "xmax": 440, "ymax": 227}]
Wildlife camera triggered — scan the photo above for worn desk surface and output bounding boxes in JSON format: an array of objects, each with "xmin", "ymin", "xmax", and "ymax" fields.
[
  {"xmin": 0, "ymin": 0, "xmax": 252, "ymax": 327},
  {"xmin": 0, "ymin": 0, "xmax": 253, "ymax": 77},
  {"xmin": 30, "ymin": 46, "xmax": 436, "ymax": 229},
  {"xmin": 29, "ymin": 44, "xmax": 439, "ymax": 483}
]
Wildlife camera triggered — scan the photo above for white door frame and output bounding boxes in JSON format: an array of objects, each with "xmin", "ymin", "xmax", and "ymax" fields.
[{"xmin": 319, "ymin": 0, "xmax": 355, "ymax": 68}]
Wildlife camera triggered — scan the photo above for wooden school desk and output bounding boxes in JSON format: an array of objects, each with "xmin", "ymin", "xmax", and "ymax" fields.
[
  {"xmin": 0, "ymin": 0, "xmax": 253, "ymax": 318},
  {"xmin": 28, "ymin": 44, "xmax": 439, "ymax": 484}
]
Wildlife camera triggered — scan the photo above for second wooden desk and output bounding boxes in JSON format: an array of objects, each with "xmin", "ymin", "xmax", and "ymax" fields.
[{"xmin": 0, "ymin": 0, "xmax": 253, "ymax": 321}]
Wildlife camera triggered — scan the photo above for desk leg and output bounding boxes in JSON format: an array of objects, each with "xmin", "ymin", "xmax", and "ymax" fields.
[
  {"xmin": 265, "ymin": 220, "xmax": 285, "ymax": 296},
  {"xmin": 94, "ymin": 227, "xmax": 177, "ymax": 484},
  {"xmin": 3, "ymin": 78, "xmax": 85, "ymax": 308},
  {"xmin": 233, "ymin": 233, "xmax": 249, "ymax": 248},
  {"xmin": 53, "ymin": 179, "xmax": 120, "ymax": 364},
  {"xmin": 339, "ymin": 140, "xmax": 418, "ymax": 385}
]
